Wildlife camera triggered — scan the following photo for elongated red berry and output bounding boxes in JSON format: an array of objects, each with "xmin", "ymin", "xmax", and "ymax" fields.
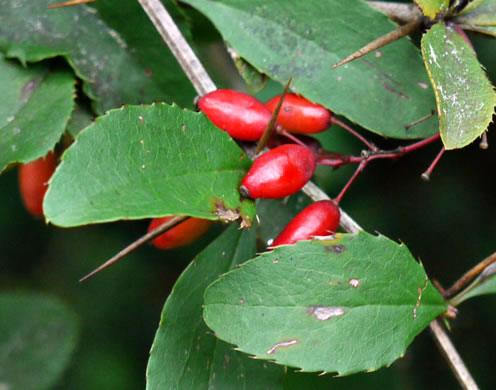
[
  {"xmin": 240, "ymin": 144, "xmax": 316, "ymax": 199},
  {"xmin": 272, "ymin": 200, "xmax": 340, "ymax": 247},
  {"xmin": 266, "ymin": 93, "xmax": 331, "ymax": 134},
  {"xmin": 148, "ymin": 216, "xmax": 213, "ymax": 250},
  {"xmin": 198, "ymin": 89, "xmax": 272, "ymax": 141},
  {"xmin": 18, "ymin": 152, "xmax": 57, "ymax": 218}
]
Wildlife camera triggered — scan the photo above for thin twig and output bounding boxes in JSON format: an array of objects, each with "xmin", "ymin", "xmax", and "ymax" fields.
[
  {"xmin": 332, "ymin": 18, "xmax": 422, "ymax": 69},
  {"xmin": 47, "ymin": 0, "xmax": 96, "ymax": 8},
  {"xmin": 137, "ymin": 0, "xmax": 216, "ymax": 96},
  {"xmin": 367, "ymin": 1, "xmax": 423, "ymax": 24},
  {"xmin": 443, "ymin": 251, "xmax": 496, "ymax": 298},
  {"xmin": 429, "ymin": 320, "xmax": 479, "ymax": 390},
  {"xmin": 79, "ymin": 215, "xmax": 188, "ymax": 282},
  {"xmin": 255, "ymin": 78, "xmax": 292, "ymax": 155},
  {"xmin": 138, "ymin": 5, "xmax": 478, "ymax": 389}
]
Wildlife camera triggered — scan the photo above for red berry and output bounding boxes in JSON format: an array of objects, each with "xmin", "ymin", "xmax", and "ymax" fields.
[
  {"xmin": 18, "ymin": 152, "xmax": 57, "ymax": 218},
  {"xmin": 266, "ymin": 93, "xmax": 331, "ymax": 134},
  {"xmin": 148, "ymin": 216, "xmax": 213, "ymax": 250},
  {"xmin": 198, "ymin": 89, "xmax": 272, "ymax": 141},
  {"xmin": 239, "ymin": 144, "xmax": 316, "ymax": 199},
  {"xmin": 272, "ymin": 200, "xmax": 340, "ymax": 247}
]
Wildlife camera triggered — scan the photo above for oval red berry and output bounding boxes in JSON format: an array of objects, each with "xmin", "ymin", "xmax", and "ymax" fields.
[
  {"xmin": 240, "ymin": 144, "xmax": 316, "ymax": 199},
  {"xmin": 198, "ymin": 89, "xmax": 272, "ymax": 141},
  {"xmin": 271, "ymin": 200, "xmax": 340, "ymax": 247},
  {"xmin": 266, "ymin": 93, "xmax": 331, "ymax": 134},
  {"xmin": 148, "ymin": 216, "xmax": 213, "ymax": 250},
  {"xmin": 18, "ymin": 152, "xmax": 57, "ymax": 218}
]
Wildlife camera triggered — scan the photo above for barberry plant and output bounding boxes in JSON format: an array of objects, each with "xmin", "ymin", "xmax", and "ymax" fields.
[{"xmin": 1, "ymin": 1, "xmax": 496, "ymax": 390}]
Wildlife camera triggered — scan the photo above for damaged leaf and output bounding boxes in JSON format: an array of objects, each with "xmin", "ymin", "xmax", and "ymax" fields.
[
  {"xmin": 203, "ymin": 231, "xmax": 447, "ymax": 375},
  {"xmin": 421, "ymin": 22, "xmax": 496, "ymax": 149},
  {"xmin": 44, "ymin": 104, "xmax": 256, "ymax": 227}
]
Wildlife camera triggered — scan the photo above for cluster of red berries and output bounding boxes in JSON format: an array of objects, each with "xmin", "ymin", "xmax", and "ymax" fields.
[{"xmin": 149, "ymin": 89, "xmax": 340, "ymax": 250}]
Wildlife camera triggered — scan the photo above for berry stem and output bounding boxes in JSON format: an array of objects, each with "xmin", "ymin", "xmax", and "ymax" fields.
[
  {"xmin": 331, "ymin": 117, "xmax": 379, "ymax": 152},
  {"xmin": 79, "ymin": 215, "xmax": 188, "ymax": 282},
  {"xmin": 333, "ymin": 160, "xmax": 368, "ymax": 205},
  {"xmin": 277, "ymin": 128, "xmax": 310, "ymax": 148},
  {"xmin": 421, "ymin": 146, "xmax": 445, "ymax": 181}
]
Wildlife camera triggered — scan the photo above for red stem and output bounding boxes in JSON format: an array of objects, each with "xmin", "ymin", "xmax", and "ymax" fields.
[
  {"xmin": 421, "ymin": 147, "xmax": 445, "ymax": 181},
  {"xmin": 331, "ymin": 117, "xmax": 379, "ymax": 152},
  {"xmin": 333, "ymin": 160, "xmax": 369, "ymax": 205}
]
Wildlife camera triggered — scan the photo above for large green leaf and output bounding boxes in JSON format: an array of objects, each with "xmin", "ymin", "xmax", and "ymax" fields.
[
  {"xmin": 0, "ymin": 293, "xmax": 78, "ymax": 390},
  {"xmin": 182, "ymin": 0, "xmax": 437, "ymax": 140},
  {"xmin": 414, "ymin": 0, "xmax": 450, "ymax": 19},
  {"xmin": 455, "ymin": 0, "xmax": 496, "ymax": 26},
  {"xmin": 421, "ymin": 22, "xmax": 496, "ymax": 150},
  {"xmin": 451, "ymin": 262, "xmax": 496, "ymax": 306},
  {"xmin": 44, "ymin": 104, "xmax": 256, "ymax": 227},
  {"xmin": 0, "ymin": 54, "xmax": 74, "ymax": 172},
  {"xmin": 0, "ymin": 0, "xmax": 195, "ymax": 114},
  {"xmin": 203, "ymin": 232, "xmax": 447, "ymax": 375},
  {"xmin": 147, "ymin": 224, "xmax": 285, "ymax": 389}
]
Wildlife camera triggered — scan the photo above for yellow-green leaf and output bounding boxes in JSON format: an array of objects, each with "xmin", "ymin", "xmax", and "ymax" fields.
[{"xmin": 414, "ymin": 0, "xmax": 450, "ymax": 19}]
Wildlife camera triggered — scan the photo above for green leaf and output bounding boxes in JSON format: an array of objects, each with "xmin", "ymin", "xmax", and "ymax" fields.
[
  {"xmin": 0, "ymin": 293, "xmax": 78, "ymax": 390},
  {"xmin": 182, "ymin": 0, "xmax": 437, "ymax": 140},
  {"xmin": 44, "ymin": 104, "xmax": 256, "ymax": 227},
  {"xmin": 0, "ymin": 0, "xmax": 195, "ymax": 114},
  {"xmin": 451, "ymin": 262, "xmax": 496, "ymax": 305},
  {"xmin": 414, "ymin": 0, "xmax": 450, "ymax": 19},
  {"xmin": 457, "ymin": 24, "xmax": 496, "ymax": 38},
  {"xmin": 203, "ymin": 232, "xmax": 447, "ymax": 375},
  {"xmin": 421, "ymin": 22, "xmax": 496, "ymax": 149},
  {"xmin": 66, "ymin": 101, "xmax": 94, "ymax": 139},
  {"xmin": 232, "ymin": 53, "xmax": 268, "ymax": 95},
  {"xmin": 0, "ymin": 54, "xmax": 74, "ymax": 172},
  {"xmin": 146, "ymin": 224, "xmax": 285, "ymax": 390},
  {"xmin": 455, "ymin": 0, "xmax": 496, "ymax": 27}
]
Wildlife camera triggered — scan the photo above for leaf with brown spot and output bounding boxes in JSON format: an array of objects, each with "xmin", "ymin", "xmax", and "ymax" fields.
[
  {"xmin": 146, "ymin": 225, "xmax": 285, "ymax": 390},
  {"xmin": 203, "ymin": 232, "xmax": 447, "ymax": 375},
  {"xmin": 44, "ymin": 104, "xmax": 256, "ymax": 226}
]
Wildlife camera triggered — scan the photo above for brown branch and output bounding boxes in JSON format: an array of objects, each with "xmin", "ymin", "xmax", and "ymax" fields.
[
  {"xmin": 137, "ymin": 0, "xmax": 216, "ymax": 96},
  {"xmin": 443, "ymin": 251, "xmax": 496, "ymax": 298},
  {"xmin": 429, "ymin": 320, "xmax": 480, "ymax": 390},
  {"xmin": 332, "ymin": 18, "xmax": 422, "ymax": 70},
  {"xmin": 79, "ymin": 215, "xmax": 188, "ymax": 282}
]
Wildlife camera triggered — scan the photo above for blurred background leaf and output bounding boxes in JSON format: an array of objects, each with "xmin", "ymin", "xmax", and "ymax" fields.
[{"xmin": 0, "ymin": 293, "xmax": 78, "ymax": 390}]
